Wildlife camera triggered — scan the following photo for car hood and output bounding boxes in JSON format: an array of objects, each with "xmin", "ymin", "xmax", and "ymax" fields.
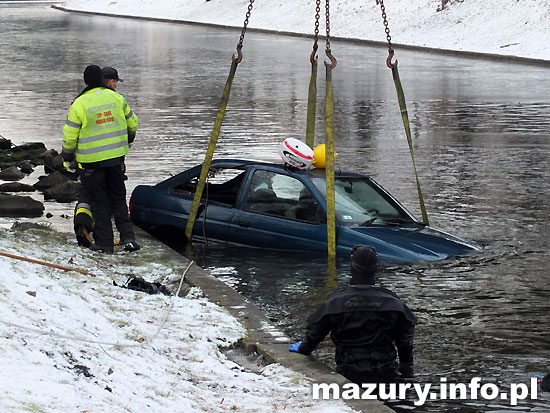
[{"xmin": 347, "ymin": 225, "xmax": 479, "ymax": 262}]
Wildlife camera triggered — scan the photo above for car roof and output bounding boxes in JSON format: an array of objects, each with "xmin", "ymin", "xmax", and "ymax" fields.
[{"xmin": 207, "ymin": 159, "xmax": 368, "ymax": 179}]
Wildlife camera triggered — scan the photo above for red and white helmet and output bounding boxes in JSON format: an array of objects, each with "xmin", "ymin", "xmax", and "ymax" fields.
[{"xmin": 278, "ymin": 138, "xmax": 314, "ymax": 170}]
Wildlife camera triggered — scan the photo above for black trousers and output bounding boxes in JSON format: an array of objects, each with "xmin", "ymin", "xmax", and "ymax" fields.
[{"xmin": 80, "ymin": 163, "xmax": 135, "ymax": 247}]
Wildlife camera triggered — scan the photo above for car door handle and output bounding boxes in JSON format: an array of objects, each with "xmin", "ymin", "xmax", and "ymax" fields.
[{"xmin": 238, "ymin": 220, "xmax": 250, "ymax": 228}]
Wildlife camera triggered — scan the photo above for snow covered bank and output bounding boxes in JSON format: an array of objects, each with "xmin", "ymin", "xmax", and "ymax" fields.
[
  {"xmin": 0, "ymin": 225, "xmax": 353, "ymax": 412},
  {"xmin": 60, "ymin": 0, "xmax": 550, "ymax": 61}
]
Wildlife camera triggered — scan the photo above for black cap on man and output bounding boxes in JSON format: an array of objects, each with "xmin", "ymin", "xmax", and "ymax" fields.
[
  {"xmin": 350, "ymin": 245, "xmax": 377, "ymax": 285},
  {"xmin": 102, "ymin": 67, "xmax": 123, "ymax": 82}
]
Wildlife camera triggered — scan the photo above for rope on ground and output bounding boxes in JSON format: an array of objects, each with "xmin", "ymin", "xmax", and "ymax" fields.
[
  {"xmin": 0, "ymin": 250, "xmax": 96, "ymax": 277},
  {"xmin": 0, "ymin": 261, "xmax": 194, "ymax": 348}
]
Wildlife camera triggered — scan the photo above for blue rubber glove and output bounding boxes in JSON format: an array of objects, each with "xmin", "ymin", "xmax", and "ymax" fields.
[{"xmin": 289, "ymin": 341, "xmax": 302, "ymax": 353}]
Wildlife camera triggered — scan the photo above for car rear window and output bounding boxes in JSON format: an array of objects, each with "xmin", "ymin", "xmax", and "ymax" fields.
[{"xmin": 171, "ymin": 168, "xmax": 245, "ymax": 206}]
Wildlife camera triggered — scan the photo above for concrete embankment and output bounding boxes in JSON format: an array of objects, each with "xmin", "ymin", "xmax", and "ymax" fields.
[
  {"xmin": 137, "ymin": 227, "xmax": 394, "ymax": 413},
  {"xmin": 51, "ymin": 4, "xmax": 550, "ymax": 67}
]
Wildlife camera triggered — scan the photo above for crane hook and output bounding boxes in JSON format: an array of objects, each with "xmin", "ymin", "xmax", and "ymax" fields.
[
  {"xmin": 386, "ymin": 48, "xmax": 397, "ymax": 69},
  {"xmin": 326, "ymin": 49, "xmax": 337, "ymax": 69},
  {"xmin": 233, "ymin": 45, "xmax": 243, "ymax": 64},
  {"xmin": 310, "ymin": 44, "xmax": 319, "ymax": 65}
]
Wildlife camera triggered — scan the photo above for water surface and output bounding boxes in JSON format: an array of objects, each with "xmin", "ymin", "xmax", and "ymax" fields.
[{"xmin": 1, "ymin": 4, "xmax": 549, "ymax": 411}]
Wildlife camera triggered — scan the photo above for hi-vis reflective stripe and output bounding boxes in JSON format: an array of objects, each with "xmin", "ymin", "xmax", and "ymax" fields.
[
  {"xmin": 66, "ymin": 119, "xmax": 82, "ymax": 128},
  {"xmin": 76, "ymin": 202, "xmax": 91, "ymax": 210},
  {"xmin": 78, "ymin": 129, "xmax": 127, "ymax": 144},
  {"xmin": 77, "ymin": 140, "xmax": 127, "ymax": 155},
  {"xmin": 76, "ymin": 207, "xmax": 92, "ymax": 218},
  {"xmin": 125, "ymin": 110, "xmax": 134, "ymax": 120}
]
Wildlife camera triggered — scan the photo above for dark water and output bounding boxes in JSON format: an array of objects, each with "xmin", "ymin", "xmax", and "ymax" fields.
[{"xmin": 1, "ymin": 4, "xmax": 549, "ymax": 411}]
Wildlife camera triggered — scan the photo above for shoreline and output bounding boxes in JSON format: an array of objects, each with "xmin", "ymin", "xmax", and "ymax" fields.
[
  {"xmin": 51, "ymin": 4, "xmax": 550, "ymax": 67},
  {"xmin": 1, "ymin": 222, "xmax": 388, "ymax": 411},
  {"xmin": 144, "ymin": 227, "xmax": 393, "ymax": 412}
]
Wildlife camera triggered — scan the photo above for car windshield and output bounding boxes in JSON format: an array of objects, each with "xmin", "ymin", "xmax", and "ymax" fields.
[{"xmin": 310, "ymin": 176, "xmax": 417, "ymax": 226}]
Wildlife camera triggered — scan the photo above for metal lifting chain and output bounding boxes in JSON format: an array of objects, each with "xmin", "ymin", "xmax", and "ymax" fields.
[
  {"xmin": 378, "ymin": 0, "xmax": 396, "ymax": 68},
  {"xmin": 310, "ymin": 0, "xmax": 321, "ymax": 63},
  {"xmin": 324, "ymin": 0, "xmax": 336, "ymax": 68},
  {"xmin": 235, "ymin": 0, "xmax": 255, "ymax": 63}
]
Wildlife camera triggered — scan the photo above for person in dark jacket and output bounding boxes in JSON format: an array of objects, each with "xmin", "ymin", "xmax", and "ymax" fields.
[{"xmin": 289, "ymin": 245, "xmax": 416, "ymax": 384}]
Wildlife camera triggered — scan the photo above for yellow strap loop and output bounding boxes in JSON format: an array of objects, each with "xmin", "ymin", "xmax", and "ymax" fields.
[
  {"xmin": 185, "ymin": 57, "xmax": 239, "ymax": 241},
  {"xmin": 305, "ymin": 59, "xmax": 318, "ymax": 149},
  {"xmin": 324, "ymin": 61, "xmax": 336, "ymax": 259},
  {"xmin": 390, "ymin": 62, "xmax": 430, "ymax": 225}
]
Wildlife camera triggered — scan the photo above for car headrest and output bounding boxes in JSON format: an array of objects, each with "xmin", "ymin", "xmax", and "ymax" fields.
[{"xmin": 249, "ymin": 188, "xmax": 277, "ymax": 202}]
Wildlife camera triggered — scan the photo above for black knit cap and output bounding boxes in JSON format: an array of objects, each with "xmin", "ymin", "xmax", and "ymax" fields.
[
  {"xmin": 83, "ymin": 65, "xmax": 103, "ymax": 87},
  {"xmin": 350, "ymin": 245, "xmax": 377, "ymax": 285}
]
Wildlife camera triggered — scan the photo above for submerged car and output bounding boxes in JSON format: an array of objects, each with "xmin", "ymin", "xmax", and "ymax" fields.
[{"xmin": 130, "ymin": 159, "xmax": 479, "ymax": 263}]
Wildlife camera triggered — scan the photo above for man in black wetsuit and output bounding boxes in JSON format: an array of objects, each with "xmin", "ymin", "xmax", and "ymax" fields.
[{"xmin": 289, "ymin": 245, "xmax": 416, "ymax": 384}]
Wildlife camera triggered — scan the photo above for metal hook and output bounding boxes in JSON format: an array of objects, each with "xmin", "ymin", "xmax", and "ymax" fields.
[
  {"xmin": 386, "ymin": 48, "xmax": 397, "ymax": 69},
  {"xmin": 310, "ymin": 44, "xmax": 319, "ymax": 65},
  {"xmin": 233, "ymin": 45, "xmax": 243, "ymax": 64},
  {"xmin": 325, "ymin": 49, "xmax": 337, "ymax": 69}
]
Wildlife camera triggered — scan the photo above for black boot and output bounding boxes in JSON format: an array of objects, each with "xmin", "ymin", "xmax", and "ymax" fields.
[
  {"xmin": 123, "ymin": 241, "xmax": 140, "ymax": 252},
  {"xmin": 89, "ymin": 243, "xmax": 114, "ymax": 254}
]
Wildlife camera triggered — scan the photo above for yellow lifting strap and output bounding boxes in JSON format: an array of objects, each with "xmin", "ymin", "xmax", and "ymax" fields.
[
  {"xmin": 306, "ymin": 59, "xmax": 318, "ymax": 149},
  {"xmin": 185, "ymin": 0, "xmax": 255, "ymax": 242},
  {"xmin": 185, "ymin": 57, "xmax": 239, "ymax": 241},
  {"xmin": 388, "ymin": 56, "xmax": 430, "ymax": 225},
  {"xmin": 305, "ymin": 0, "xmax": 321, "ymax": 149},
  {"xmin": 378, "ymin": 0, "xmax": 429, "ymax": 225},
  {"xmin": 323, "ymin": 0, "xmax": 338, "ymax": 259},
  {"xmin": 324, "ymin": 61, "xmax": 337, "ymax": 259}
]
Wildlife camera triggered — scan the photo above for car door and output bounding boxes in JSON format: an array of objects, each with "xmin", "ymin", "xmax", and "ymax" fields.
[
  {"xmin": 228, "ymin": 168, "xmax": 328, "ymax": 252},
  {"xmin": 167, "ymin": 167, "xmax": 246, "ymax": 242}
]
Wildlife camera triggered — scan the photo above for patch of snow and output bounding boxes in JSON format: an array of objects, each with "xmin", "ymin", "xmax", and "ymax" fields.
[
  {"xmin": 0, "ymin": 227, "xmax": 354, "ymax": 412},
  {"xmin": 60, "ymin": 0, "xmax": 550, "ymax": 61}
]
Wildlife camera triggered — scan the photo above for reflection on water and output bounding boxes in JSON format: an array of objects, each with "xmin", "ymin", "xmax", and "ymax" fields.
[{"xmin": 1, "ymin": 4, "xmax": 550, "ymax": 411}]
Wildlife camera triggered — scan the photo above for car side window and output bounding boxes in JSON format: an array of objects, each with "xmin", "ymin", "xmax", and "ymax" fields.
[
  {"xmin": 244, "ymin": 170, "xmax": 322, "ymax": 223},
  {"xmin": 171, "ymin": 168, "xmax": 245, "ymax": 207}
]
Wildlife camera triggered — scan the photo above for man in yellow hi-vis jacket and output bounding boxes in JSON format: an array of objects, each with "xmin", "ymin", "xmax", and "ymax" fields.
[{"xmin": 62, "ymin": 65, "xmax": 139, "ymax": 253}]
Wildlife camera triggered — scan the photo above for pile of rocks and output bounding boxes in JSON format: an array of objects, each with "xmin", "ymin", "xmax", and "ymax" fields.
[{"xmin": 0, "ymin": 136, "xmax": 80, "ymax": 218}]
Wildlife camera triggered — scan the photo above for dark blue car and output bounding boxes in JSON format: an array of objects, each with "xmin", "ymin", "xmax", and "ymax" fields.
[{"xmin": 130, "ymin": 159, "xmax": 479, "ymax": 262}]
